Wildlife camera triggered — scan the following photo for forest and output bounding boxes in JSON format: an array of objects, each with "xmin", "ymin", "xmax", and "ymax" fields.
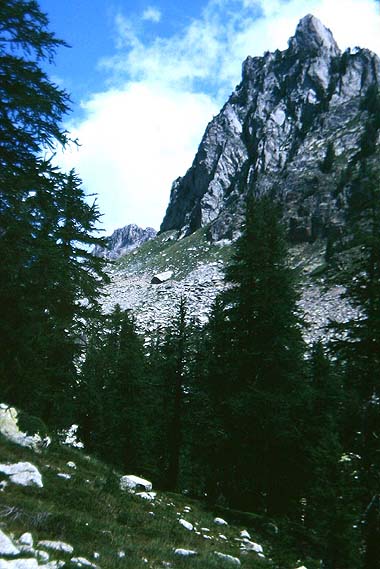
[{"xmin": 1, "ymin": 2, "xmax": 380, "ymax": 568}]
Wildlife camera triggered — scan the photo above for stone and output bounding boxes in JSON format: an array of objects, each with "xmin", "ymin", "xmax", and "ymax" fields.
[
  {"xmin": 179, "ymin": 519, "xmax": 193, "ymax": 531},
  {"xmin": 240, "ymin": 540, "xmax": 263, "ymax": 554},
  {"xmin": 0, "ymin": 462, "xmax": 43, "ymax": 488},
  {"xmin": 0, "ymin": 405, "xmax": 48, "ymax": 451},
  {"xmin": 214, "ymin": 552, "xmax": 241, "ymax": 565},
  {"xmin": 151, "ymin": 271, "xmax": 173, "ymax": 284},
  {"xmin": 214, "ymin": 517, "xmax": 228, "ymax": 526},
  {"xmin": 57, "ymin": 473, "xmax": 71, "ymax": 480},
  {"xmin": 18, "ymin": 533, "xmax": 33, "ymax": 548},
  {"xmin": 0, "ymin": 560, "xmax": 39, "ymax": 569},
  {"xmin": 174, "ymin": 549, "xmax": 197, "ymax": 557},
  {"xmin": 240, "ymin": 530, "xmax": 250, "ymax": 539},
  {"xmin": 0, "ymin": 529, "xmax": 20, "ymax": 556},
  {"xmin": 35, "ymin": 550, "xmax": 49, "ymax": 563},
  {"xmin": 66, "ymin": 461, "xmax": 77, "ymax": 469},
  {"xmin": 70, "ymin": 557, "xmax": 98, "ymax": 568},
  {"xmin": 120, "ymin": 474, "xmax": 152, "ymax": 492},
  {"xmin": 37, "ymin": 540, "xmax": 74, "ymax": 554},
  {"xmin": 136, "ymin": 491, "xmax": 156, "ymax": 500}
]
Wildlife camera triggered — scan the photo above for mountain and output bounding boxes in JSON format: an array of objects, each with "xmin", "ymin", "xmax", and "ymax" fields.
[
  {"xmin": 93, "ymin": 224, "xmax": 157, "ymax": 260},
  {"xmin": 103, "ymin": 14, "xmax": 377, "ymax": 336},
  {"xmin": 160, "ymin": 14, "xmax": 380, "ymax": 243}
]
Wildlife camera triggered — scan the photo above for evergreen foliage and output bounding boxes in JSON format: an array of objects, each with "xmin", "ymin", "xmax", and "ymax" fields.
[
  {"xmin": 0, "ymin": 0, "xmax": 107, "ymax": 425},
  {"xmin": 192, "ymin": 196, "xmax": 309, "ymax": 518}
]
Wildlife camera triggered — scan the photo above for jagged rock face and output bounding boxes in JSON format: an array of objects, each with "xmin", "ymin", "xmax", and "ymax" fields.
[
  {"xmin": 160, "ymin": 14, "xmax": 380, "ymax": 242},
  {"xmin": 93, "ymin": 224, "xmax": 157, "ymax": 260}
]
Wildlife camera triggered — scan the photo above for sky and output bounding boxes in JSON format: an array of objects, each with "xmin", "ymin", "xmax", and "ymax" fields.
[{"xmin": 38, "ymin": 0, "xmax": 380, "ymax": 235}]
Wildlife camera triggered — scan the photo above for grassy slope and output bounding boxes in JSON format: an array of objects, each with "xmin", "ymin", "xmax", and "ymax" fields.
[
  {"xmin": 115, "ymin": 229, "xmax": 233, "ymax": 280},
  {"xmin": 0, "ymin": 435, "xmax": 277, "ymax": 569}
]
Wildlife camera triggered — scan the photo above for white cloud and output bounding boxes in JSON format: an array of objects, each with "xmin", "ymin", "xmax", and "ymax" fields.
[
  {"xmin": 62, "ymin": 0, "xmax": 380, "ymax": 234},
  {"xmin": 142, "ymin": 7, "xmax": 162, "ymax": 23},
  {"xmin": 59, "ymin": 84, "xmax": 218, "ymax": 233}
]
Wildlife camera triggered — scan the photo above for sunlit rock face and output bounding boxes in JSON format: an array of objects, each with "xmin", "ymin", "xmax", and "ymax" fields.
[
  {"xmin": 93, "ymin": 224, "xmax": 157, "ymax": 260},
  {"xmin": 160, "ymin": 14, "xmax": 380, "ymax": 242}
]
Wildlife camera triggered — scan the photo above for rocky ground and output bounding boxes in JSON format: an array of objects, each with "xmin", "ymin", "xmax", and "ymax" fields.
[{"xmin": 101, "ymin": 232, "xmax": 356, "ymax": 344}]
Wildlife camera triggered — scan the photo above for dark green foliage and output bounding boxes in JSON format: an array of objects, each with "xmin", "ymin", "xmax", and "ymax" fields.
[
  {"xmin": 78, "ymin": 306, "xmax": 149, "ymax": 473},
  {"xmin": 0, "ymin": 0, "xmax": 107, "ymax": 425},
  {"xmin": 363, "ymin": 495, "xmax": 380, "ymax": 569},
  {"xmin": 193, "ymin": 196, "xmax": 309, "ymax": 518}
]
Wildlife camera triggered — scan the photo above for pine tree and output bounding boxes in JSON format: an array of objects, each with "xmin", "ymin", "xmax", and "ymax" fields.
[
  {"xmin": 215, "ymin": 195, "xmax": 308, "ymax": 516},
  {"xmin": 78, "ymin": 306, "xmax": 148, "ymax": 472}
]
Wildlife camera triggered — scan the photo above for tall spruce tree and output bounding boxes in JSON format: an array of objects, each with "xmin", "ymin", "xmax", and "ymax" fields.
[{"xmin": 205, "ymin": 195, "xmax": 309, "ymax": 516}]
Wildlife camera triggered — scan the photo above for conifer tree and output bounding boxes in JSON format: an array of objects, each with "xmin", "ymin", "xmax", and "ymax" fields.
[
  {"xmin": 211, "ymin": 195, "xmax": 308, "ymax": 515},
  {"xmin": 0, "ymin": 1, "xmax": 107, "ymax": 423}
]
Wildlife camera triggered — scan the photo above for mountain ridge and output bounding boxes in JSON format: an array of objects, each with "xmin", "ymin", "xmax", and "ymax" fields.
[{"xmin": 160, "ymin": 14, "xmax": 380, "ymax": 243}]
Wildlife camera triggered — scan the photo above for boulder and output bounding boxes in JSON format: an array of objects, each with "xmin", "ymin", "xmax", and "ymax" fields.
[
  {"xmin": 0, "ymin": 529, "xmax": 20, "ymax": 556},
  {"xmin": 214, "ymin": 517, "xmax": 228, "ymax": 526},
  {"xmin": 151, "ymin": 271, "xmax": 173, "ymax": 284},
  {"xmin": 179, "ymin": 519, "xmax": 193, "ymax": 531},
  {"xmin": 174, "ymin": 549, "xmax": 197, "ymax": 557},
  {"xmin": 214, "ymin": 552, "xmax": 241, "ymax": 565},
  {"xmin": 0, "ymin": 404, "xmax": 49, "ymax": 451},
  {"xmin": 37, "ymin": 540, "xmax": 74, "ymax": 554},
  {"xmin": 0, "ymin": 560, "xmax": 39, "ymax": 568},
  {"xmin": 120, "ymin": 474, "xmax": 152, "ymax": 492},
  {"xmin": 0, "ymin": 462, "xmax": 43, "ymax": 488}
]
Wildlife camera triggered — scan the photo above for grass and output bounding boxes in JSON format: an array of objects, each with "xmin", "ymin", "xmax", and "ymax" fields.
[
  {"xmin": 0, "ymin": 433, "xmax": 279, "ymax": 569},
  {"xmin": 116, "ymin": 228, "xmax": 233, "ymax": 280}
]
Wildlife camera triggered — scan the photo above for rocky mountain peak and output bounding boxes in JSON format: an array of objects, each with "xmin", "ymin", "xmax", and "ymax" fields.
[
  {"xmin": 160, "ymin": 14, "xmax": 380, "ymax": 243},
  {"xmin": 93, "ymin": 224, "xmax": 157, "ymax": 260},
  {"xmin": 289, "ymin": 14, "xmax": 340, "ymax": 56}
]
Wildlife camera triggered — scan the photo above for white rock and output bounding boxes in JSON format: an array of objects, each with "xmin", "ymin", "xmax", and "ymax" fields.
[
  {"xmin": 93, "ymin": 553, "xmax": 100, "ymax": 559},
  {"xmin": 0, "ymin": 529, "xmax": 20, "ymax": 556},
  {"xmin": 240, "ymin": 530, "xmax": 250, "ymax": 539},
  {"xmin": 0, "ymin": 480, "xmax": 8, "ymax": 491},
  {"xmin": 38, "ymin": 540, "xmax": 74, "ymax": 554},
  {"xmin": 120, "ymin": 474, "xmax": 152, "ymax": 492},
  {"xmin": 214, "ymin": 517, "xmax": 228, "ymax": 526},
  {"xmin": 136, "ymin": 491, "xmax": 156, "ymax": 501},
  {"xmin": 118, "ymin": 551, "xmax": 126, "ymax": 558},
  {"xmin": 44, "ymin": 562, "xmax": 65, "ymax": 569},
  {"xmin": 0, "ymin": 560, "xmax": 39, "ymax": 569},
  {"xmin": 219, "ymin": 534, "xmax": 228, "ymax": 540},
  {"xmin": 214, "ymin": 552, "xmax": 241, "ymax": 565},
  {"xmin": 174, "ymin": 549, "xmax": 197, "ymax": 556},
  {"xmin": 35, "ymin": 550, "xmax": 49, "ymax": 562},
  {"xmin": 0, "ymin": 405, "xmax": 42, "ymax": 451},
  {"xmin": 0, "ymin": 462, "xmax": 43, "ymax": 488},
  {"xmin": 151, "ymin": 271, "xmax": 173, "ymax": 284},
  {"xmin": 57, "ymin": 473, "xmax": 71, "ymax": 480},
  {"xmin": 66, "ymin": 461, "xmax": 77, "ymax": 469},
  {"xmin": 71, "ymin": 557, "xmax": 98, "ymax": 568},
  {"xmin": 240, "ymin": 540, "xmax": 263, "ymax": 554},
  {"xmin": 203, "ymin": 535, "xmax": 212, "ymax": 540},
  {"xmin": 179, "ymin": 519, "xmax": 193, "ymax": 531},
  {"xmin": 18, "ymin": 533, "xmax": 33, "ymax": 548}
]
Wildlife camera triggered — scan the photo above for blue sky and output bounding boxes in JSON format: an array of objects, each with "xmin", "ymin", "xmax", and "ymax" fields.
[{"xmin": 38, "ymin": 0, "xmax": 380, "ymax": 234}]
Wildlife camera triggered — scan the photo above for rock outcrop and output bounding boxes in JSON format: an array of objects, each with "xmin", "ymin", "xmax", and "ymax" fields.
[
  {"xmin": 93, "ymin": 224, "xmax": 157, "ymax": 260},
  {"xmin": 160, "ymin": 14, "xmax": 380, "ymax": 242}
]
